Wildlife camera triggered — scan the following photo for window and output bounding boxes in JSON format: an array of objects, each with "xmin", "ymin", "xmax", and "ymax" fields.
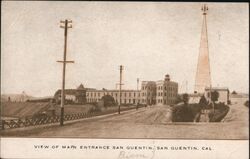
[
  {"xmin": 134, "ymin": 93, "xmax": 136, "ymax": 97},
  {"xmin": 98, "ymin": 93, "xmax": 100, "ymax": 97},
  {"xmin": 124, "ymin": 93, "xmax": 126, "ymax": 97},
  {"xmin": 129, "ymin": 93, "xmax": 131, "ymax": 97}
]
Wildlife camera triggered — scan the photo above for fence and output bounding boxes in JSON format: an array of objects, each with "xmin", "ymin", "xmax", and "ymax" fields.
[{"xmin": 1, "ymin": 105, "xmax": 143, "ymax": 130}]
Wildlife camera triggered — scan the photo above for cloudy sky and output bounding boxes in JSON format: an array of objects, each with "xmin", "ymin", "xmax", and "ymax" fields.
[{"xmin": 1, "ymin": 2, "xmax": 249, "ymax": 97}]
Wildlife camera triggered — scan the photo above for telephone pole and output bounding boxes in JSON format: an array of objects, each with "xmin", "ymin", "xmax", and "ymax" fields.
[
  {"xmin": 136, "ymin": 78, "xmax": 139, "ymax": 110},
  {"xmin": 57, "ymin": 19, "xmax": 74, "ymax": 126},
  {"xmin": 118, "ymin": 65, "xmax": 124, "ymax": 114}
]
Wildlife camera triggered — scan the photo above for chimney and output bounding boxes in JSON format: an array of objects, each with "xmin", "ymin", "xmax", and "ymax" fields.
[{"xmin": 165, "ymin": 74, "xmax": 170, "ymax": 81}]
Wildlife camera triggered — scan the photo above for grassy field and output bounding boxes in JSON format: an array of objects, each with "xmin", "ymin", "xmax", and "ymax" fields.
[
  {"xmin": 1, "ymin": 102, "xmax": 136, "ymax": 118},
  {"xmin": 1, "ymin": 102, "xmax": 50, "ymax": 118}
]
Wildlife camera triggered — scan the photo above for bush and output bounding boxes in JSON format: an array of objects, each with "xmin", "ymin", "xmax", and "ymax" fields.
[
  {"xmin": 101, "ymin": 95, "xmax": 116, "ymax": 108},
  {"xmin": 88, "ymin": 105, "xmax": 102, "ymax": 113},
  {"xmin": 209, "ymin": 103, "xmax": 229, "ymax": 122},
  {"xmin": 171, "ymin": 104, "xmax": 194, "ymax": 122},
  {"xmin": 244, "ymin": 100, "xmax": 249, "ymax": 107}
]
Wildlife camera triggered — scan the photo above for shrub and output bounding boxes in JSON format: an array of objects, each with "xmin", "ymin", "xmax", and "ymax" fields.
[
  {"xmin": 244, "ymin": 100, "xmax": 249, "ymax": 107},
  {"xmin": 101, "ymin": 95, "xmax": 116, "ymax": 108},
  {"xmin": 88, "ymin": 105, "xmax": 102, "ymax": 113},
  {"xmin": 171, "ymin": 104, "xmax": 194, "ymax": 122},
  {"xmin": 211, "ymin": 91, "xmax": 219, "ymax": 103}
]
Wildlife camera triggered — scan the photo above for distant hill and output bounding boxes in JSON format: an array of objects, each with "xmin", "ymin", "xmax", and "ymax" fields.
[
  {"xmin": 230, "ymin": 92, "xmax": 249, "ymax": 98},
  {"xmin": 1, "ymin": 93, "xmax": 55, "ymax": 103},
  {"xmin": 1, "ymin": 94, "xmax": 35, "ymax": 102}
]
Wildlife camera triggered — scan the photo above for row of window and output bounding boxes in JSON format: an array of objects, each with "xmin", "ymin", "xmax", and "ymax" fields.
[
  {"xmin": 87, "ymin": 91, "xmax": 157, "ymax": 98},
  {"xmin": 142, "ymin": 86, "xmax": 155, "ymax": 90},
  {"xmin": 87, "ymin": 91, "xmax": 177, "ymax": 99},
  {"xmin": 157, "ymin": 86, "xmax": 177, "ymax": 91},
  {"xmin": 87, "ymin": 98, "xmax": 154, "ymax": 104},
  {"xmin": 87, "ymin": 98, "xmax": 147, "ymax": 104},
  {"xmin": 157, "ymin": 99, "xmax": 175, "ymax": 104},
  {"xmin": 157, "ymin": 92, "xmax": 176, "ymax": 97},
  {"xmin": 87, "ymin": 92, "xmax": 140, "ymax": 98}
]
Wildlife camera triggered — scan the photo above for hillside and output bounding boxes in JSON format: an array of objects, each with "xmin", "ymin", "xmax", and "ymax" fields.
[
  {"xmin": 1, "ymin": 102, "xmax": 50, "ymax": 118},
  {"xmin": 1, "ymin": 94, "xmax": 35, "ymax": 102},
  {"xmin": 1, "ymin": 102, "xmax": 94, "ymax": 118}
]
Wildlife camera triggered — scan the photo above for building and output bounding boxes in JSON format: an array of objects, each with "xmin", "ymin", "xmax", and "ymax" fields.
[
  {"xmin": 54, "ymin": 74, "xmax": 178, "ymax": 106},
  {"xmin": 156, "ymin": 75, "xmax": 178, "ymax": 105},
  {"xmin": 204, "ymin": 87, "xmax": 230, "ymax": 104},
  {"xmin": 86, "ymin": 89, "xmax": 140, "ymax": 105},
  {"xmin": 140, "ymin": 81, "xmax": 156, "ymax": 105},
  {"xmin": 86, "ymin": 74, "xmax": 178, "ymax": 106},
  {"xmin": 54, "ymin": 84, "xmax": 87, "ymax": 104}
]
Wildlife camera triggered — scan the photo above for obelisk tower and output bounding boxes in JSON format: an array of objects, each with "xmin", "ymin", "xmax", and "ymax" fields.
[{"xmin": 194, "ymin": 5, "xmax": 212, "ymax": 93}]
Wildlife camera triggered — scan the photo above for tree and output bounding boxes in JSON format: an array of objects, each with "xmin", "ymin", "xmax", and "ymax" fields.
[
  {"xmin": 232, "ymin": 91, "xmax": 237, "ymax": 95},
  {"xmin": 182, "ymin": 93, "xmax": 189, "ymax": 105},
  {"xmin": 211, "ymin": 91, "xmax": 219, "ymax": 103},
  {"xmin": 101, "ymin": 95, "xmax": 116, "ymax": 108},
  {"xmin": 175, "ymin": 94, "xmax": 182, "ymax": 104}
]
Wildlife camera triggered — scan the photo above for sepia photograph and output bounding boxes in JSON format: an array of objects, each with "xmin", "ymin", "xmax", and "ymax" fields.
[{"xmin": 0, "ymin": 1, "xmax": 249, "ymax": 159}]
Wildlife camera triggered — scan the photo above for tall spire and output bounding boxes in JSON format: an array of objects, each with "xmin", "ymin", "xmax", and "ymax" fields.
[{"xmin": 194, "ymin": 4, "xmax": 211, "ymax": 93}]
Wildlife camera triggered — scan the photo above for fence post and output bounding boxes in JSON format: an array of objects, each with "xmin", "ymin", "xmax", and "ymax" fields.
[{"xmin": 1, "ymin": 120, "xmax": 5, "ymax": 130}]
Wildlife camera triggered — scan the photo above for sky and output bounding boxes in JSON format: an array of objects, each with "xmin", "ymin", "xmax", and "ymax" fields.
[{"xmin": 1, "ymin": 2, "xmax": 249, "ymax": 97}]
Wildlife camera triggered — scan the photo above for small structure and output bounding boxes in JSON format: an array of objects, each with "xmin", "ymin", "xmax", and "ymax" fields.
[
  {"xmin": 188, "ymin": 93, "xmax": 202, "ymax": 104},
  {"xmin": 204, "ymin": 87, "xmax": 230, "ymax": 104},
  {"xmin": 54, "ymin": 84, "xmax": 87, "ymax": 104}
]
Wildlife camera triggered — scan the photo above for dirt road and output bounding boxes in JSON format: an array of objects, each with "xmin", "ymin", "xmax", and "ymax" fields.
[{"xmin": 1, "ymin": 98, "xmax": 248, "ymax": 139}]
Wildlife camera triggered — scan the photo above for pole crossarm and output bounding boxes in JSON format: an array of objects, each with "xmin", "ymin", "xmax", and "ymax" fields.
[
  {"xmin": 116, "ymin": 83, "xmax": 124, "ymax": 85},
  {"xmin": 57, "ymin": 60, "xmax": 75, "ymax": 63}
]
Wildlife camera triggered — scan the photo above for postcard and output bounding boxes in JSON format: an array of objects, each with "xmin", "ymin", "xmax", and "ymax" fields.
[{"xmin": 1, "ymin": 1, "xmax": 249, "ymax": 159}]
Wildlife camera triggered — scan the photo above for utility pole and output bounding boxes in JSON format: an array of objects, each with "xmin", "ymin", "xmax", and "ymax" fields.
[
  {"xmin": 118, "ymin": 65, "xmax": 124, "ymax": 114},
  {"xmin": 136, "ymin": 78, "xmax": 139, "ymax": 110},
  {"xmin": 186, "ymin": 80, "xmax": 188, "ymax": 93},
  {"xmin": 57, "ymin": 19, "xmax": 74, "ymax": 126}
]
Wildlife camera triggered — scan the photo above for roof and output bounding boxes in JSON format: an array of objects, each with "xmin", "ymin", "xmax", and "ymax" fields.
[
  {"xmin": 86, "ymin": 89, "xmax": 140, "ymax": 92},
  {"xmin": 77, "ymin": 84, "xmax": 84, "ymax": 90},
  {"xmin": 205, "ymin": 87, "xmax": 229, "ymax": 91},
  {"xmin": 54, "ymin": 89, "xmax": 85, "ymax": 96}
]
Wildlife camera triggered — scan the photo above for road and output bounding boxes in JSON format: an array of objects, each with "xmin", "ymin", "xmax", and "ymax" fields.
[{"xmin": 1, "ymin": 98, "xmax": 248, "ymax": 139}]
